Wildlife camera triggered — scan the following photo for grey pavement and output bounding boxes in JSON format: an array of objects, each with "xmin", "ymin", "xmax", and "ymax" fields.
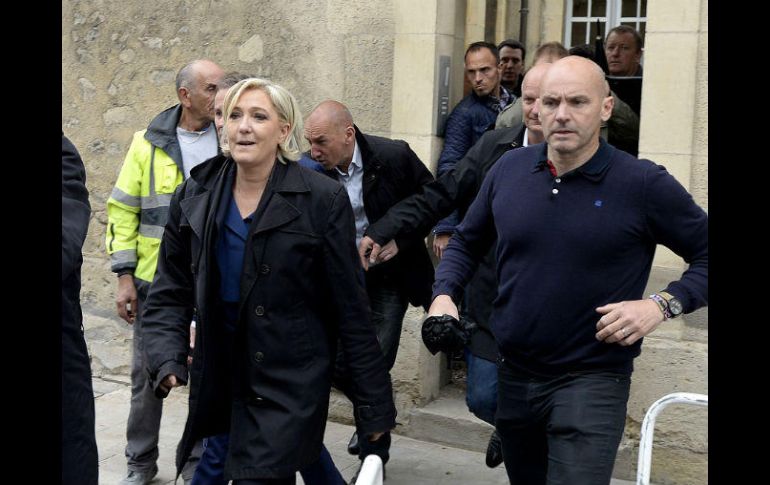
[{"xmin": 93, "ymin": 377, "xmax": 636, "ymax": 485}]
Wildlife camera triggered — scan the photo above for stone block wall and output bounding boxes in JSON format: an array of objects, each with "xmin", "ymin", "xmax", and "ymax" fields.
[{"xmin": 63, "ymin": 0, "xmax": 397, "ymax": 315}]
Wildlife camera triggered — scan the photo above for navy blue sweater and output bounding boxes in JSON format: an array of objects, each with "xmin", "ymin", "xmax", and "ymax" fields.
[{"xmin": 433, "ymin": 140, "xmax": 708, "ymax": 376}]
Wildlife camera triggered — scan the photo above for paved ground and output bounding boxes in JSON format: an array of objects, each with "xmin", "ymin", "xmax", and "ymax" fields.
[
  {"xmin": 94, "ymin": 377, "xmax": 637, "ymax": 485},
  {"xmin": 94, "ymin": 378, "xmax": 511, "ymax": 485}
]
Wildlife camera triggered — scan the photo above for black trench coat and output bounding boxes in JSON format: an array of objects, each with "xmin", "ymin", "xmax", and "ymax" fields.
[
  {"xmin": 142, "ymin": 156, "xmax": 395, "ymax": 480},
  {"xmin": 62, "ymin": 134, "xmax": 98, "ymax": 484}
]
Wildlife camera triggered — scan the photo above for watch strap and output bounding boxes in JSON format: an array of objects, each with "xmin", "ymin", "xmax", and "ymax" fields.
[{"xmin": 649, "ymin": 293, "xmax": 670, "ymax": 320}]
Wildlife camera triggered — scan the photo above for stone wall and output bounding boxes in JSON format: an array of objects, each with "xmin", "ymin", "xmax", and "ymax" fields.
[{"xmin": 62, "ymin": 0, "xmax": 397, "ymax": 315}]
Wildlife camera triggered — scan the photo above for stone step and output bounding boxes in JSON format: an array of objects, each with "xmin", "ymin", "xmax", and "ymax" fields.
[{"xmin": 399, "ymin": 383, "xmax": 494, "ymax": 454}]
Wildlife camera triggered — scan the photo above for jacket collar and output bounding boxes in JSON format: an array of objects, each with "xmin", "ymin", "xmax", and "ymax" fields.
[
  {"xmin": 145, "ymin": 104, "xmax": 220, "ymax": 174},
  {"xmin": 499, "ymin": 123, "xmax": 526, "ymax": 149},
  {"xmin": 144, "ymin": 105, "xmax": 184, "ymax": 171},
  {"xmin": 322, "ymin": 127, "xmax": 381, "ymax": 192},
  {"xmin": 189, "ymin": 153, "xmax": 230, "ymax": 190},
  {"xmin": 180, "ymin": 155, "xmax": 230, "ymax": 242},
  {"xmin": 354, "ymin": 127, "xmax": 381, "ymax": 193},
  {"xmin": 249, "ymin": 161, "xmax": 308, "ymax": 236},
  {"xmin": 530, "ymin": 138, "xmax": 615, "ymax": 181},
  {"xmin": 183, "ymin": 158, "xmax": 311, "ymax": 240}
]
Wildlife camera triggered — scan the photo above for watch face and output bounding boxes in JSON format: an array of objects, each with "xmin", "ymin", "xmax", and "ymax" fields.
[{"xmin": 668, "ymin": 298, "xmax": 683, "ymax": 315}]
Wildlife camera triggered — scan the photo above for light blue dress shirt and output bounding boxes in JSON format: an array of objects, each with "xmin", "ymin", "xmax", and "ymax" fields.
[{"xmin": 335, "ymin": 141, "xmax": 369, "ymax": 248}]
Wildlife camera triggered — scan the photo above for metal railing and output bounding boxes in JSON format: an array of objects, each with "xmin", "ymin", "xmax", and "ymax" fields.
[
  {"xmin": 354, "ymin": 454, "xmax": 384, "ymax": 485},
  {"xmin": 636, "ymin": 392, "xmax": 708, "ymax": 485}
]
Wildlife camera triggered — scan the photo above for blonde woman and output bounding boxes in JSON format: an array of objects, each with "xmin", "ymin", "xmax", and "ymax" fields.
[{"xmin": 142, "ymin": 78, "xmax": 395, "ymax": 484}]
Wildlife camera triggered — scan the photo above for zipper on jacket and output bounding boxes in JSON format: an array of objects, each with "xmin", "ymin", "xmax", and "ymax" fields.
[{"xmin": 108, "ymin": 223, "xmax": 115, "ymax": 252}]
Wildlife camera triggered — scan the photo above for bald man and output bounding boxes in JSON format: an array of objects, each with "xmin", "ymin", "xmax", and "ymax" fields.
[
  {"xmin": 107, "ymin": 58, "xmax": 224, "ymax": 485},
  {"xmin": 304, "ymin": 100, "xmax": 435, "ymax": 484},
  {"xmin": 429, "ymin": 56, "xmax": 708, "ymax": 484}
]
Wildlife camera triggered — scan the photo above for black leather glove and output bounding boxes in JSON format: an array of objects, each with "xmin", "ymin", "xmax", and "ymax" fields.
[{"xmin": 421, "ymin": 314, "xmax": 477, "ymax": 355}]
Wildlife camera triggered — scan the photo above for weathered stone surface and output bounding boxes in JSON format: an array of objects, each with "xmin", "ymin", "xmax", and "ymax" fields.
[
  {"xmin": 102, "ymin": 106, "xmax": 137, "ymax": 127},
  {"xmin": 78, "ymin": 77, "xmax": 96, "ymax": 100},
  {"xmin": 118, "ymin": 48, "xmax": 135, "ymax": 63},
  {"xmin": 238, "ymin": 35, "xmax": 264, "ymax": 63}
]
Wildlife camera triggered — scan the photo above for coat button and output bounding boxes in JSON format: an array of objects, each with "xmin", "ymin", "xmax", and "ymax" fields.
[
  {"xmin": 259, "ymin": 264, "xmax": 271, "ymax": 275},
  {"xmin": 254, "ymin": 351, "xmax": 264, "ymax": 363},
  {"xmin": 254, "ymin": 305, "xmax": 265, "ymax": 316}
]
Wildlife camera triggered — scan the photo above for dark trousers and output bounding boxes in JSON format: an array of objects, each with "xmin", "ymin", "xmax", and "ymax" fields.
[
  {"xmin": 332, "ymin": 279, "xmax": 407, "ymax": 464},
  {"xmin": 127, "ymin": 282, "xmax": 201, "ymax": 477},
  {"xmin": 125, "ymin": 286, "xmax": 163, "ymax": 471},
  {"xmin": 496, "ymin": 360, "xmax": 630, "ymax": 485},
  {"xmin": 62, "ymin": 311, "xmax": 98, "ymax": 484},
  {"xmin": 366, "ymin": 279, "xmax": 409, "ymax": 370},
  {"xmin": 233, "ymin": 479, "xmax": 295, "ymax": 485}
]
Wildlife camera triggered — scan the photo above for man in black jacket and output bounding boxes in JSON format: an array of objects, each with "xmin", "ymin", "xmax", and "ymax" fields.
[
  {"xmin": 62, "ymin": 134, "xmax": 98, "ymax": 485},
  {"xmin": 358, "ymin": 63, "xmax": 552, "ymax": 469},
  {"xmin": 304, "ymin": 100, "xmax": 435, "ymax": 483}
]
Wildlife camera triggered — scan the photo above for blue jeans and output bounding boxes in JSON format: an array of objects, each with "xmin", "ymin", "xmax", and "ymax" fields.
[
  {"xmin": 495, "ymin": 360, "xmax": 631, "ymax": 485},
  {"xmin": 464, "ymin": 348, "xmax": 497, "ymax": 425},
  {"xmin": 191, "ymin": 434, "xmax": 345, "ymax": 485}
]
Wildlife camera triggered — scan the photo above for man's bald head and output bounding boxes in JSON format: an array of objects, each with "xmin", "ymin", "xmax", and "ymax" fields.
[
  {"xmin": 521, "ymin": 63, "xmax": 552, "ymax": 94},
  {"xmin": 304, "ymin": 100, "xmax": 357, "ymax": 171},
  {"xmin": 537, "ymin": 56, "xmax": 614, "ymax": 165},
  {"xmin": 520, "ymin": 63, "xmax": 553, "ymax": 141},
  {"xmin": 176, "ymin": 59, "xmax": 223, "ymax": 91},
  {"xmin": 306, "ymin": 100, "xmax": 354, "ymax": 130},
  {"xmin": 542, "ymin": 56, "xmax": 610, "ymax": 99}
]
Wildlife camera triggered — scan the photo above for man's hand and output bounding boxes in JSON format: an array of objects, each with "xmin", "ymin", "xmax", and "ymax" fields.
[
  {"xmin": 158, "ymin": 374, "xmax": 182, "ymax": 395},
  {"xmin": 432, "ymin": 234, "xmax": 451, "ymax": 259},
  {"xmin": 116, "ymin": 274, "xmax": 138, "ymax": 324},
  {"xmin": 358, "ymin": 236, "xmax": 398, "ymax": 270},
  {"xmin": 187, "ymin": 323, "xmax": 196, "ymax": 366},
  {"xmin": 427, "ymin": 294, "xmax": 459, "ymax": 319},
  {"xmin": 358, "ymin": 236, "xmax": 379, "ymax": 270},
  {"xmin": 377, "ymin": 240, "xmax": 398, "ymax": 263},
  {"xmin": 595, "ymin": 299, "xmax": 666, "ymax": 346}
]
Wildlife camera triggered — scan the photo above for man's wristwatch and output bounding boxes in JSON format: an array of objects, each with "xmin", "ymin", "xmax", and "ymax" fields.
[
  {"xmin": 658, "ymin": 291, "xmax": 683, "ymax": 318},
  {"xmin": 649, "ymin": 291, "xmax": 683, "ymax": 319}
]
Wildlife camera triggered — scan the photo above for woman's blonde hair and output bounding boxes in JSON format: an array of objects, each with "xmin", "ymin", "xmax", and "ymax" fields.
[{"xmin": 220, "ymin": 78, "xmax": 306, "ymax": 163}]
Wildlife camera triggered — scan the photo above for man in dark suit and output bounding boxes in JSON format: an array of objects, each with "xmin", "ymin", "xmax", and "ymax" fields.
[
  {"xmin": 62, "ymin": 133, "xmax": 98, "ymax": 485},
  {"xmin": 304, "ymin": 100, "xmax": 435, "ymax": 483}
]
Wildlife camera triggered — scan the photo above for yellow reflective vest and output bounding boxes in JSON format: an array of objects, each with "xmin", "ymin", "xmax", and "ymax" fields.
[{"xmin": 106, "ymin": 128, "xmax": 184, "ymax": 283}]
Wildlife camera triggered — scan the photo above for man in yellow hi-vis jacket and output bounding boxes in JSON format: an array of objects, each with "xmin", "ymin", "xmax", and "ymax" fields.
[{"xmin": 106, "ymin": 59, "xmax": 223, "ymax": 485}]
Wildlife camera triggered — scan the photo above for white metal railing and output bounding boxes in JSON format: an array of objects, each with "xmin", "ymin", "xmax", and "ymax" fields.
[
  {"xmin": 636, "ymin": 392, "xmax": 708, "ymax": 485},
  {"xmin": 354, "ymin": 454, "xmax": 384, "ymax": 485}
]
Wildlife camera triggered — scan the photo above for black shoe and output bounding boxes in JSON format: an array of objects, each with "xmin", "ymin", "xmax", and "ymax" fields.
[
  {"xmin": 347, "ymin": 431, "xmax": 360, "ymax": 455},
  {"xmin": 349, "ymin": 460, "xmax": 386, "ymax": 484},
  {"xmin": 485, "ymin": 430, "xmax": 503, "ymax": 468}
]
